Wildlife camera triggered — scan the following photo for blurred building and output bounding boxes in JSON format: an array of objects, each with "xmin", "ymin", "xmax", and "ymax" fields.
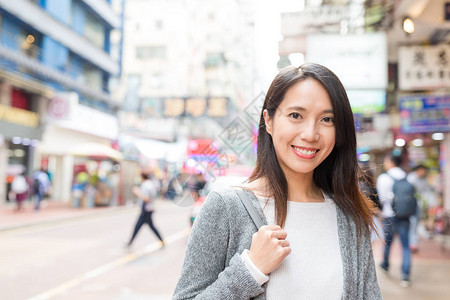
[
  {"xmin": 0, "ymin": 0, "xmax": 124, "ymax": 204},
  {"xmin": 278, "ymin": 0, "xmax": 450, "ymax": 210},
  {"xmin": 117, "ymin": 0, "xmax": 257, "ymax": 151}
]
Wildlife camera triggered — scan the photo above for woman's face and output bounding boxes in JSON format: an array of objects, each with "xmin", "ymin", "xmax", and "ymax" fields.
[{"xmin": 264, "ymin": 78, "xmax": 336, "ymax": 178}]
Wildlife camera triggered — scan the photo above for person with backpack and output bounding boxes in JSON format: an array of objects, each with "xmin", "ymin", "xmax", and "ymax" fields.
[
  {"xmin": 376, "ymin": 153, "xmax": 417, "ymax": 287},
  {"xmin": 32, "ymin": 168, "xmax": 51, "ymax": 211}
]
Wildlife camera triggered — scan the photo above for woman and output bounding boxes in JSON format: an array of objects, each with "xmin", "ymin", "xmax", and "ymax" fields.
[{"xmin": 173, "ymin": 64, "xmax": 381, "ymax": 299}]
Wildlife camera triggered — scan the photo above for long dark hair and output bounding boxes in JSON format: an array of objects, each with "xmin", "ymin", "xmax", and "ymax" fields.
[{"xmin": 249, "ymin": 64, "xmax": 376, "ymax": 234}]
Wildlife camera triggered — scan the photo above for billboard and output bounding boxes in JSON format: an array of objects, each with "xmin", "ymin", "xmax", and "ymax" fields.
[
  {"xmin": 398, "ymin": 45, "xmax": 450, "ymax": 91},
  {"xmin": 306, "ymin": 33, "xmax": 388, "ymax": 90},
  {"xmin": 399, "ymin": 94, "xmax": 450, "ymax": 133}
]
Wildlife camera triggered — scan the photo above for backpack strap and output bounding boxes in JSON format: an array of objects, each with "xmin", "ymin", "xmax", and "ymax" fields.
[
  {"xmin": 386, "ymin": 173, "xmax": 398, "ymax": 182},
  {"xmin": 235, "ymin": 188, "xmax": 265, "ymax": 229}
]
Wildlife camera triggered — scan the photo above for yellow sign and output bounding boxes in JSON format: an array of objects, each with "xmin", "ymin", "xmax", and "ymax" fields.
[
  {"xmin": 0, "ymin": 104, "xmax": 39, "ymax": 127},
  {"xmin": 186, "ymin": 98, "xmax": 207, "ymax": 117},
  {"xmin": 208, "ymin": 97, "xmax": 227, "ymax": 117},
  {"xmin": 162, "ymin": 97, "xmax": 228, "ymax": 118},
  {"xmin": 164, "ymin": 98, "xmax": 185, "ymax": 117}
]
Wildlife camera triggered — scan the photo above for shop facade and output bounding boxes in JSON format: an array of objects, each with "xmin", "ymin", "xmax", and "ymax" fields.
[
  {"xmin": 396, "ymin": 45, "xmax": 450, "ymax": 210},
  {"xmin": 38, "ymin": 93, "xmax": 121, "ymax": 207},
  {"xmin": 0, "ymin": 77, "xmax": 50, "ymax": 205}
]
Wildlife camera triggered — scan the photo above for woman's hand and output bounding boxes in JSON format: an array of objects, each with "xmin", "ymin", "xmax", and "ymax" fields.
[{"xmin": 248, "ymin": 225, "xmax": 291, "ymax": 275}]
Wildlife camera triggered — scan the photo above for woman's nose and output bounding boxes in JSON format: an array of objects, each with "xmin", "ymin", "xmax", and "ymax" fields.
[{"xmin": 300, "ymin": 121, "xmax": 319, "ymax": 142}]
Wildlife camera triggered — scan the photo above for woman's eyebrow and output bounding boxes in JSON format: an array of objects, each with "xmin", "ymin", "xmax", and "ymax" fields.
[{"xmin": 285, "ymin": 106, "xmax": 334, "ymax": 114}]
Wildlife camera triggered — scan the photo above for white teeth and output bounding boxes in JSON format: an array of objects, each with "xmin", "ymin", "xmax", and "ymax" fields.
[{"xmin": 293, "ymin": 147, "xmax": 317, "ymax": 155}]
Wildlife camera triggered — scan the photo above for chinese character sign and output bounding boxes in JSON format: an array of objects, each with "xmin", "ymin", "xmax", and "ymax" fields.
[
  {"xmin": 185, "ymin": 98, "xmax": 207, "ymax": 117},
  {"xmin": 162, "ymin": 97, "xmax": 228, "ymax": 118},
  {"xmin": 399, "ymin": 94, "xmax": 450, "ymax": 133},
  {"xmin": 207, "ymin": 97, "xmax": 228, "ymax": 117},
  {"xmin": 399, "ymin": 45, "xmax": 450, "ymax": 90},
  {"xmin": 164, "ymin": 98, "xmax": 185, "ymax": 117}
]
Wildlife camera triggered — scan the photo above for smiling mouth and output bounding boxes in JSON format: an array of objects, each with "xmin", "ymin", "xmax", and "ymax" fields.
[{"xmin": 292, "ymin": 146, "xmax": 319, "ymax": 155}]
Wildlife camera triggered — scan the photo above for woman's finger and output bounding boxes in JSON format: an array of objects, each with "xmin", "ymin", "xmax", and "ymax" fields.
[{"xmin": 270, "ymin": 229, "xmax": 287, "ymax": 240}]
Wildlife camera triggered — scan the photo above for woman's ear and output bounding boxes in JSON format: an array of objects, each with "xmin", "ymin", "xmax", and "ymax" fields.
[{"xmin": 263, "ymin": 109, "xmax": 272, "ymax": 135}]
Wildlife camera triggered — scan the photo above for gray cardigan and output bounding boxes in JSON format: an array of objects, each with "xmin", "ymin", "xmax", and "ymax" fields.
[{"xmin": 173, "ymin": 187, "xmax": 382, "ymax": 299}]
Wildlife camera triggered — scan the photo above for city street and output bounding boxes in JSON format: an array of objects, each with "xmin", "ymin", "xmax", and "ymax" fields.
[
  {"xmin": 0, "ymin": 0, "xmax": 448, "ymax": 299},
  {"xmin": 0, "ymin": 200, "xmax": 192, "ymax": 300},
  {"xmin": 374, "ymin": 238, "xmax": 450, "ymax": 300},
  {"xmin": 1, "ymin": 199, "xmax": 450, "ymax": 300}
]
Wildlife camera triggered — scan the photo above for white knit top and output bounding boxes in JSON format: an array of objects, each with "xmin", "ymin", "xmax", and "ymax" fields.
[{"xmin": 241, "ymin": 193, "xmax": 343, "ymax": 299}]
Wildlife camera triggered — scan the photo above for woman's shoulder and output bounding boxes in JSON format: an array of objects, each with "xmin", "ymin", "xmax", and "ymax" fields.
[
  {"xmin": 335, "ymin": 204, "xmax": 372, "ymax": 243},
  {"xmin": 335, "ymin": 204, "xmax": 363, "ymax": 232},
  {"xmin": 195, "ymin": 186, "xmax": 257, "ymax": 232},
  {"xmin": 205, "ymin": 186, "xmax": 245, "ymax": 205},
  {"xmin": 203, "ymin": 185, "xmax": 258, "ymax": 216}
]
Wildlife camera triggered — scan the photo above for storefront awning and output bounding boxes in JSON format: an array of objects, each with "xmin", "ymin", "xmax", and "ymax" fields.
[
  {"xmin": 70, "ymin": 142, "xmax": 123, "ymax": 161},
  {"xmin": 119, "ymin": 134, "xmax": 186, "ymax": 163}
]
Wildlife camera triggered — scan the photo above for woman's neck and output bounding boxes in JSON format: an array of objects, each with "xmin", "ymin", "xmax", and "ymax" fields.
[
  {"xmin": 285, "ymin": 173, "xmax": 323, "ymax": 203},
  {"xmin": 248, "ymin": 175, "xmax": 324, "ymax": 203}
]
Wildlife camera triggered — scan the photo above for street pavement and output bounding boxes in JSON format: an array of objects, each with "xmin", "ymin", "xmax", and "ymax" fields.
[
  {"xmin": 1, "ymin": 200, "xmax": 449, "ymax": 299},
  {"xmin": 373, "ymin": 235, "xmax": 450, "ymax": 300},
  {"xmin": 0, "ymin": 199, "xmax": 192, "ymax": 300}
]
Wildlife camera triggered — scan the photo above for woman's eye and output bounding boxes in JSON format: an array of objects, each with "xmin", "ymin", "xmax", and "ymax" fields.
[
  {"xmin": 322, "ymin": 116, "xmax": 335, "ymax": 124},
  {"xmin": 289, "ymin": 112, "xmax": 301, "ymax": 119}
]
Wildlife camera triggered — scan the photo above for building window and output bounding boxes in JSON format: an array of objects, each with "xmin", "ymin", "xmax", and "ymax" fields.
[
  {"xmin": 11, "ymin": 88, "xmax": 31, "ymax": 110},
  {"xmin": 82, "ymin": 63, "xmax": 103, "ymax": 91},
  {"xmin": 155, "ymin": 20, "xmax": 163, "ymax": 30},
  {"xmin": 136, "ymin": 46, "xmax": 166, "ymax": 60},
  {"xmin": 149, "ymin": 73, "xmax": 163, "ymax": 88},
  {"xmin": 19, "ymin": 29, "xmax": 42, "ymax": 60},
  {"xmin": 85, "ymin": 10, "xmax": 105, "ymax": 49},
  {"xmin": 204, "ymin": 53, "xmax": 225, "ymax": 68}
]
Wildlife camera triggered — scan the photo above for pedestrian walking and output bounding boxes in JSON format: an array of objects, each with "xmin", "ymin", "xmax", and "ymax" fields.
[
  {"xmin": 32, "ymin": 168, "xmax": 50, "ymax": 211},
  {"xmin": 407, "ymin": 164, "xmax": 436, "ymax": 252},
  {"xmin": 11, "ymin": 171, "xmax": 29, "ymax": 211},
  {"xmin": 377, "ymin": 153, "xmax": 417, "ymax": 287},
  {"xmin": 173, "ymin": 64, "xmax": 381, "ymax": 299},
  {"xmin": 165, "ymin": 174, "xmax": 183, "ymax": 200},
  {"xmin": 127, "ymin": 172, "xmax": 164, "ymax": 247}
]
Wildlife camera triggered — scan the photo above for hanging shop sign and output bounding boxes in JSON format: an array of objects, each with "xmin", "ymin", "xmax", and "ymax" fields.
[
  {"xmin": 306, "ymin": 33, "xmax": 388, "ymax": 90},
  {"xmin": 48, "ymin": 95, "xmax": 119, "ymax": 140},
  {"xmin": 399, "ymin": 94, "xmax": 450, "ymax": 133},
  {"xmin": 398, "ymin": 45, "xmax": 450, "ymax": 90},
  {"xmin": 47, "ymin": 92, "xmax": 77, "ymax": 121},
  {"xmin": 0, "ymin": 103, "xmax": 39, "ymax": 127},
  {"xmin": 134, "ymin": 97, "xmax": 229, "ymax": 119},
  {"xmin": 347, "ymin": 90, "xmax": 386, "ymax": 114},
  {"xmin": 118, "ymin": 112, "xmax": 177, "ymax": 142},
  {"xmin": 281, "ymin": 6, "xmax": 350, "ymax": 36}
]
